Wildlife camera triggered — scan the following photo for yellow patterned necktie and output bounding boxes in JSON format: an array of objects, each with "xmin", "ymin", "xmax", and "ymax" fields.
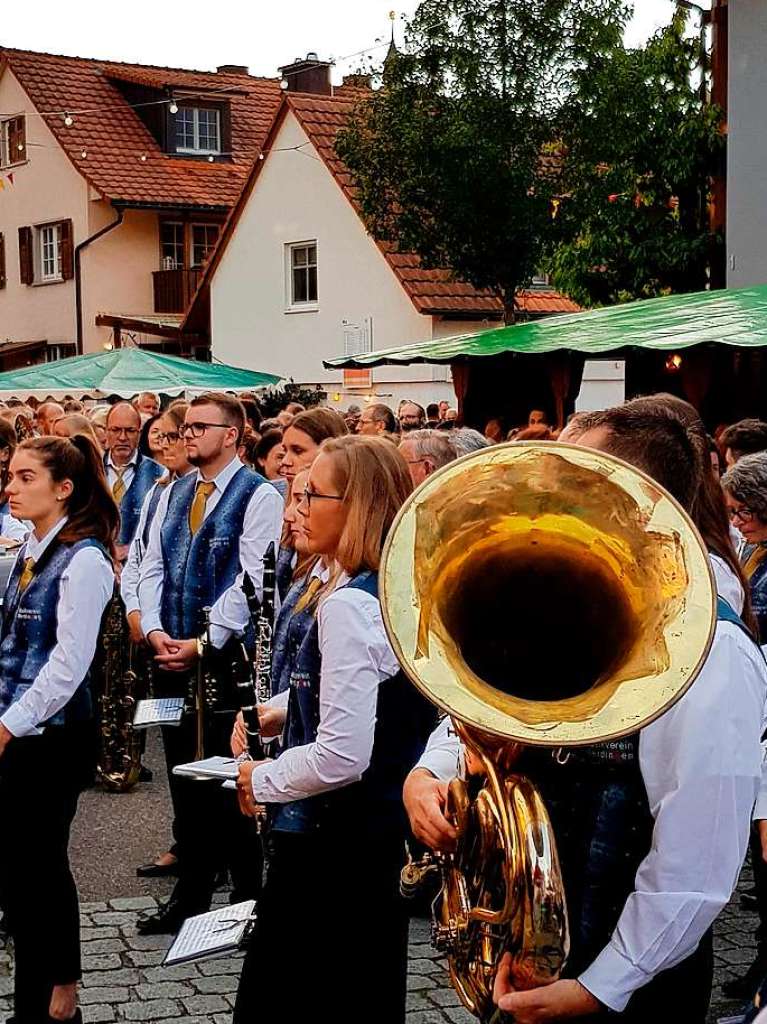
[
  {"xmin": 112, "ymin": 468, "xmax": 126, "ymax": 504},
  {"xmin": 189, "ymin": 481, "xmax": 216, "ymax": 535},
  {"xmin": 17, "ymin": 557, "xmax": 35, "ymax": 594}
]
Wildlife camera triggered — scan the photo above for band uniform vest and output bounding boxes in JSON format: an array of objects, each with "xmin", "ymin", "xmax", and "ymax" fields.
[
  {"xmin": 0, "ymin": 538, "xmax": 107, "ymax": 726},
  {"xmin": 160, "ymin": 466, "xmax": 264, "ymax": 640},
  {"xmin": 111, "ymin": 453, "xmax": 165, "ymax": 546},
  {"xmin": 272, "ymin": 571, "xmax": 438, "ymax": 836}
]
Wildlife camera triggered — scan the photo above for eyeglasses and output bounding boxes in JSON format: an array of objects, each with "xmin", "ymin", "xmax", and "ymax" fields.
[
  {"xmin": 106, "ymin": 426, "xmax": 139, "ymax": 437},
  {"xmin": 729, "ymin": 506, "xmax": 756, "ymax": 523},
  {"xmin": 179, "ymin": 422, "xmax": 232, "ymax": 439},
  {"xmin": 299, "ymin": 487, "xmax": 345, "ymax": 509},
  {"xmin": 158, "ymin": 431, "xmax": 181, "ymax": 444},
  {"xmin": 403, "ymin": 458, "xmax": 429, "ymax": 466}
]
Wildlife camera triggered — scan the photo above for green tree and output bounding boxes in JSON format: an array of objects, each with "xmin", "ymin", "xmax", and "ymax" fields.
[
  {"xmin": 336, "ymin": 0, "xmax": 629, "ymax": 322},
  {"xmin": 547, "ymin": 11, "xmax": 724, "ymax": 307}
]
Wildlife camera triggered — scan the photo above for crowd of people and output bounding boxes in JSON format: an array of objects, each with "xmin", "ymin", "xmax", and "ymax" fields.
[{"xmin": 1, "ymin": 386, "xmax": 767, "ymax": 1023}]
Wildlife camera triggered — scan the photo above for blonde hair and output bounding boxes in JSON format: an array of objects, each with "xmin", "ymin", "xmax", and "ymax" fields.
[{"xmin": 54, "ymin": 414, "xmax": 101, "ymax": 449}]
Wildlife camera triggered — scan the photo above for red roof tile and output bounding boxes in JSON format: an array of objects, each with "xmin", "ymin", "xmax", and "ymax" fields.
[
  {"xmin": 0, "ymin": 47, "xmax": 282, "ymax": 208},
  {"xmin": 286, "ymin": 93, "xmax": 579, "ymax": 317}
]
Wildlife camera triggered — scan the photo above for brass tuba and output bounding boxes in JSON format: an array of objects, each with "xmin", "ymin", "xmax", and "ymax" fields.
[{"xmin": 382, "ymin": 442, "xmax": 716, "ymax": 1020}]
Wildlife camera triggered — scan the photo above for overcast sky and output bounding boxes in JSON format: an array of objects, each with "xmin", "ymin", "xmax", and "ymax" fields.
[{"xmin": 2, "ymin": 1, "xmax": 681, "ymax": 81}]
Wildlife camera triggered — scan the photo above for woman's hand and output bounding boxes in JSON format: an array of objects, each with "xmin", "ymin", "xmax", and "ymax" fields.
[
  {"xmin": 402, "ymin": 769, "xmax": 457, "ymax": 852},
  {"xmin": 493, "ymin": 953, "xmax": 601, "ymax": 1020},
  {"xmin": 231, "ymin": 712, "xmax": 248, "ymax": 757}
]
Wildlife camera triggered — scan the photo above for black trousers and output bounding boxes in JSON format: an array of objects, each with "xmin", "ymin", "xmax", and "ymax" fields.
[
  {"xmin": 0, "ymin": 721, "xmax": 95, "ymax": 1023},
  {"xmin": 234, "ymin": 828, "xmax": 410, "ymax": 1024},
  {"xmin": 154, "ymin": 669, "xmax": 262, "ymax": 913}
]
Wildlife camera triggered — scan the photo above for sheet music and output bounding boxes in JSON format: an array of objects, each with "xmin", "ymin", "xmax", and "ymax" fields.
[
  {"xmin": 172, "ymin": 756, "xmax": 242, "ymax": 780},
  {"xmin": 164, "ymin": 900, "xmax": 256, "ymax": 965},
  {"xmin": 133, "ymin": 697, "xmax": 186, "ymax": 728}
]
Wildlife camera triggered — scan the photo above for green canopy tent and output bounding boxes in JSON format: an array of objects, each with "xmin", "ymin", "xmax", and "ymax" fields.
[
  {"xmin": 0, "ymin": 347, "xmax": 281, "ymax": 401},
  {"xmin": 324, "ymin": 284, "xmax": 767, "ymax": 428}
]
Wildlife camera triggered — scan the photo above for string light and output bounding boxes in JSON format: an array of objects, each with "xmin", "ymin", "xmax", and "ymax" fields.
[
  {"xmin": 169, "ymin": 100, "xmax": 179, "ymax": 114},
  {"xmin": 63, "ymin": 113, "xmax": 74, "ymax": 127}
]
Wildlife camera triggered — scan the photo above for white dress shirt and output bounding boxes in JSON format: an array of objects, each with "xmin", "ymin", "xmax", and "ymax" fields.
[
  {"xmin": 0, "ymin": 513, "xmax": 29, "ymax": 544},
  {"xmin": 105, "ymin": 450, "xmax": 138, "ymax": 493},
  {"xmin": 120, "ymin": 479, "xmax": 165, "ymax": 615},
  {"xmin": 710, "ymin": 553, "xmax": 745, "ymax": 615},
  {"xmin": 414, "ymin": 619, "xmax": 767, "ymax": 1012},
  {"xmin": 137, "ymin": 456, "xmax": 283, "ymax": 647},
  {"xmin": 250, "ymin": 571, "xmax": 401, "ymax": 804},
  {"xmin": 0, "ymin": 517, "xmax": 114, "ymax": 737}
]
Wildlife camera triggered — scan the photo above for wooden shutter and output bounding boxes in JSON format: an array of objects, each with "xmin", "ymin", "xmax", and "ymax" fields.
[
  {"xmin": 8, "ymin": 116, "xmax": 26, "ymax": 162},
  {"xmin": 0, "ymin": 232, "xmax": 6, "ymax": 289},
  {"xmin": 60, "ymin": 218, "xmax": 74, "ymax": 281},
  {"xmin": 18, "ymin": 226, "xmax": 33, "ymax": 285}
]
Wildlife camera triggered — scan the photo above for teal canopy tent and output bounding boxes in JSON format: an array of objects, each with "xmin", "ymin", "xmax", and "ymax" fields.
[
  {"xmin": 0, "ymin": 347, "xmax": 281, "ymax": 401},
  {"xmin": 324, "ymin": 284, "xmax": 767, "ymax": 428}
]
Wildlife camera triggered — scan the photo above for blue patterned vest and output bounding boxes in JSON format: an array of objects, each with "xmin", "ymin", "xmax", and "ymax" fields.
[
  {"xmin": 160, "ymin": 465, "xmax": 265, "ymax": 639},
  {"xmin": 518, "ymin": 596, "xmax": 757, "ymax": 983},
  {"xmin": 271, "ymin": 571, "xmax": 438, "ymax": 836},
  {"xmin": 0, "ymin": 538, "xmax": 106, "ymax": 725},
  {"xmin": 141, "ymin": 480, "xmax": 168, "ymax": 550},
  {"xmin": 275, "ymin": 545, "xmax": 296, "ymax": 604},
  {"xmin": 111, "ymin": 453, "xmax": 165, "ymax": 546}
]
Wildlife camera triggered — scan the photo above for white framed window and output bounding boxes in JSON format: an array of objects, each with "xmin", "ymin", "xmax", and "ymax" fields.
[
  {"xmin": 0, "ymin": 115, "xmax": 26, "ymax": 169},
  {"xmin": 191, "ymin": 223, "xmax": 219, "ymax": 267},
  {"xmin": 38, "ymin": 223, "xmax": 62, "ymax": 282},
  {"xmin": 176, "ymin": 106, "xmax": 221, "ymax": 155},
  {"xmin": 160, "ymin": 221, "xmax": 185, "ymax": 268},
  {"xmin": 531, "ymin": 271, "xmax": 551, "ymax": 289},
  {"xmin": 286, "ymin": 241, "xmax": 318, "ymax": 310}
]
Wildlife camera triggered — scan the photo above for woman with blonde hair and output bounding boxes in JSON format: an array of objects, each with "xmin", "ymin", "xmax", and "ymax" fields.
[
  {"xmin": 234, "ymin": 436, "xmax": 437, "ymax": 1024},
  {"xmin": 53, "ymin": 414, "xmax": 102, "ymax": 451}
]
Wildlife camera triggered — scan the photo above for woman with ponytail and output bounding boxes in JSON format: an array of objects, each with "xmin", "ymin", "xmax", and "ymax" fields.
[{"xmin": 0, "ymin": 435, "xmax": 117, "ymax": 1024}]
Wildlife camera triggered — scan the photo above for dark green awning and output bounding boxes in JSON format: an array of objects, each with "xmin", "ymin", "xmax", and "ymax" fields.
[{"xmin": 324, "ymin": 284, "xmax": 767, "ymax": 368}]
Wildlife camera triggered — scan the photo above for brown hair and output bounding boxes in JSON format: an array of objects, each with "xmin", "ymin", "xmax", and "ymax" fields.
[
  {"xmin": 0, "ymin": 418, "xmax": 16, "ymax": 502},
  {"xmin": 160, "ymin": 401, "xmax": 189, "ymax": 432},
  {"xmin": 189, "ymin": 391, "xmax": 246, "ymax": 444},
  {"xmin": 54, "ymin": 414, "xmax": 101, "ymax": 449},
  {"xmin": 514, "ymin": 424, "xmax": 553, "ymax": 442},
  {"xmin": 18, "ymin": 436, "xmax": 119, "ymax": 557},
  {"xmin": 289, "ymin": 407, "xmax": 348, "ymax": 445},
  {"xmin": 720, "ymin": 419, "xmax": 767, "ymax": 461}
]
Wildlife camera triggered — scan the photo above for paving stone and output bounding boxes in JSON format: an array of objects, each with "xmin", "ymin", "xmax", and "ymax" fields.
[
  {"xmin": 409, "ymin": 943, "xmax": 441, "ymax": 960},
  {"xmin": 198, "ymin": 958, "xmax": 244, "ymax": 975},
  {"xmin": 81, "ymin": 1005, "xmax": 116, "ymax": 1024},
  {"xmin": 125, "ymin": 950, "xmax": 166, "ymax": 967},
  {"xmin": 135, "ymin": 982, "xmax": 196, "ymax": 1001},
  {"xmin": 182, "ymin": 995, "xmax": 229, "ymax": 1015},
  {"xmin": 110, "ymin": 896, "xmax": 157, "ymax": 911},
  {"xmin": 214, "ymin": 1016, "xmax": 231, "ymax": 1024},
  {"xmin": 141, "ymin": 964, "xmax": 203, "ymax": 983},
  {"xmin": 153, "ymin": 1019, "xmax": 212, "ymax": 1024},
  {"xmin": 80, "ymin": 902, "xmax": 109, "ymax": 914},
  {"xmin": 406, "ymin": 1012, "xmax": 446, "ymax": 1024},
  {"xmin": 82, "ymin": 927, "xmax": 121, "ymax": 942},
  {"xmin": 79, "ymin": 987, "xmax": 131, "ymax": 1005},
  {"xmin": 126, "ymin": 934, "xmax": 174, "ymax": 951},
  {"xmin": 409, "ymin": 919, "xmax": 432, "ymax": 943},
  {"xmin": 82, "ymin": 954, "xmax": 123, "ymax": 971},
  {"xmin": 408, "ymin": 974, "xmax": 438, "ymax": 992},
  {"xmin": 122, "ymin": 999, "xmax": 182, "ymax": 1020},
  {"xmin": 192, "ymin": 974, "xmax": 238, "ymax": 994},
  {"xmin": 410, "ymin": 958, "xmax": 445, "ymax": 976},
  {"xmin": 91, "ymin": 912, "xmax": 137, "ymax": 926},
  {"xmin": 406, "ymin": 992, "xmax": 433, "ymax": 1012},
  {"xmin": 718, "ymin": 947, "xmax": 759, "ymax": 966},
  {"xmin": 0, "ymin": 977, "xmax": 13, "ymax": 997},
  {"xmin": 445, "ymin": 1008, "xmax": 475, "ymax": 1024},
  {"xmin": 78, "ymin": 938, "xmax": 125, "ymax": 955},
  {"xmin": 428, "ymin": 988, "xmax": 462, "ymax": 1007},
  {"xmin": 82, "ymin": 969, "xmax": 141, "ymax": 988}
]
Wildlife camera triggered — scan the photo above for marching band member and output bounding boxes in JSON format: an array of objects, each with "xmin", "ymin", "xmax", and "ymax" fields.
[
  {"xmin": 404, "ymin": 402, "xmax": 767, "ymax": 1023},
  {"xmin": 136, "ymin": 392, "xmax": 282, "ymax": 934},
  {"xmin": 234, "ymin": 436, "xmax": 437, "ymax": 1024},
  {"xmin": 278, "ymin": 406, "xmax": 347, "ymax": 488},
  {"xmin": 104, "ymin": 402, "xmax": 164, "ymax": 562},
  {"xmin": 0, "ymin": 436, "xmax": 117, "ymax": 1024}
]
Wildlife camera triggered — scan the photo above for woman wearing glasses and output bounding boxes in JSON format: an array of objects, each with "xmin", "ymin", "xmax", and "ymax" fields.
[{"xmin": 234, "ymin": 435, "xmax": 437, "ymax": 1024}]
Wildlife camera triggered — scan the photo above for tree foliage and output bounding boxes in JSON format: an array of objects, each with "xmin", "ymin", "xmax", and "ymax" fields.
[
  {"xmin": 336, "ymin": 0, "xmax": 629, "ymax": 321},
  {"xmin": 547, "ymin": 11, "xmax": 724, "ymax": 307}
]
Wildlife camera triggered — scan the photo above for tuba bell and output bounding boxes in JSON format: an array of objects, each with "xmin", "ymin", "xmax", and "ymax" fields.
[{"xmin": 382, "ymin": 442, "xmax": 716, "ymax": 1020}]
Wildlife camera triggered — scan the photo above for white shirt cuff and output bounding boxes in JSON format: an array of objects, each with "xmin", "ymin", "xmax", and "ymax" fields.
[
  {"xmin": 1, "ymin": 702, "xmax": 43, "ymax": 738},
  {"xmin": 209, "ymin": 623, "xmax": 233, "ymax": 650},
  {"xmin": 142, "ymin": 614, "xmax": 164, "ymax": 637},
  {"xmin": 754, "ymin": 790, "xmax": 767, "ymax": 821},
  {"xmin": 578, "ymin": 941, "xmax": 653, "ymax": 1013}
]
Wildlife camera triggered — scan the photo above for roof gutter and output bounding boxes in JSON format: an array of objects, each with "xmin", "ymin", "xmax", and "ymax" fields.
[{"xmin": 75, "ymin": 208, "xmax": 124, "ymax": 355}]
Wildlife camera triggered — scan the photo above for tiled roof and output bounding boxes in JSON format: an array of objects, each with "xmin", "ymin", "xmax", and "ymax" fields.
[
  {"xmin": 0, "ymin": 47, "xmax": 282, "ymax": 207},
  {"xmin": 287, "ymin": 93, "xmax": 579, "ymax": 317}
]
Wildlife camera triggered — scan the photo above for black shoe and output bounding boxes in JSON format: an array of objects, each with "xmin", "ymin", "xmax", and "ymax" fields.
[
  {"xmin": 136, "ymin": 857, "xmax": 179, "ymax": 878},
  {"xmin": 136, "ymin": 899, "xmax": 191, "ymax": 935},
  {"xmin": 722, "ymin": 957, "xmax": 767, "ymax": 1001},
  {"xmin": 138, "ymin": 765, "xmax": 153, "ymax": 783}
]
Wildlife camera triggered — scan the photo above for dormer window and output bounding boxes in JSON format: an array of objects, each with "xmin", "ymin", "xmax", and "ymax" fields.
[{"xmin": 176, "ymin": 106, "xmax": 221, "ymax": 155}]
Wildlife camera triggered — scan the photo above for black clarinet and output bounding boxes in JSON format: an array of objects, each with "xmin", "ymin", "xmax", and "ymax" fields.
[{"xmin": 239, "ymin": 542, "xmax": 277, "ymax": 760}]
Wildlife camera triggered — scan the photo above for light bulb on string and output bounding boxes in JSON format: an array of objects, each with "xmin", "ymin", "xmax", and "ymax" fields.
[
  {"xmin": 139, "ymin": 153, "xmax": 147, "ymax": 162},
  {"xmin": 169, "ymin": 100, "xmax": 178, "ymax": 114},
  {"xmin": 63, "ymin": 113, "xmax": 74, "ymax": 127},
  {"xmin": 280, "ymin": 78, "xmax": 289, "ymax": 90},
  {"xmin": 81, "ymin": 149, "xmax": 87, "ymax": 159}
]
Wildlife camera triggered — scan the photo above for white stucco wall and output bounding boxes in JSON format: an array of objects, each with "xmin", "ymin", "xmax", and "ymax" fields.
[
  {"xmin": 727, "ymin": 0, "xmax": 767, "ymax": 287},
  {"xmin": 209, "ymin": 111, "xmax": 454, "ymax": 408}
]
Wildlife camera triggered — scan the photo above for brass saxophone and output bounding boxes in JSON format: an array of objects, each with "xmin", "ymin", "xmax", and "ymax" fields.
[{"xmin": 96, "ymin": 589, "xmax": 150, "ymax": 792}]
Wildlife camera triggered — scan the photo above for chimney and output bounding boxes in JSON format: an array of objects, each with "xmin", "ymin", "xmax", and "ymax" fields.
[
  {"xmin": 278, "ymin": 52, "xmax": 333, "ymax": 95},
  {"xmin": 217, "ymin": 64, "xmax": 249, "ymax": 75}
]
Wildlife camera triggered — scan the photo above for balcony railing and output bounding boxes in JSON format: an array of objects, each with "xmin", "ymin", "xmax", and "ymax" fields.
[{"xmin": 152, "ymin": 268, "xmax": 203, "ymax": 314}]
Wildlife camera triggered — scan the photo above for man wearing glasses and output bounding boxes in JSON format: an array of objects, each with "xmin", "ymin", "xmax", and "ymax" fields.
[
  {"xmin": 136, "ymin": 392, "xmax": 283, "ymax": 935},
  {"xmin": 104, "ymin": 402, "xmax": 164, "ymax": 562}
]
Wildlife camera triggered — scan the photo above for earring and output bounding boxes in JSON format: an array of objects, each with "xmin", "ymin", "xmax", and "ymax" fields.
[{"xmin": 56, "ymin": 496, "xmax": 64, "ymax": 502}]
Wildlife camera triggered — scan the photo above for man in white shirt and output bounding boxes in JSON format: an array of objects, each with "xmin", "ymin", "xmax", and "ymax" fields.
[
  {"xmin": 136, "ymin": 392, "xmax": 282, "ymax": 934},
  {"xmin": 404, "ymin": 400, "xmax": 767, "ymax": 1022}
]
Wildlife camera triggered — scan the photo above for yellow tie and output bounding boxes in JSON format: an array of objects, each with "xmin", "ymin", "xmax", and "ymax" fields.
[
  {"xmin": 189, "ymin": 481, "xmax": 216, "ymax": 535},
  {"xmin": 17, "ymin": 557, "xmax": 35, "ymax": 594},
  {"xmin": 112, "ymin": 469, "xmax": 126, "ymax": 504}
]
